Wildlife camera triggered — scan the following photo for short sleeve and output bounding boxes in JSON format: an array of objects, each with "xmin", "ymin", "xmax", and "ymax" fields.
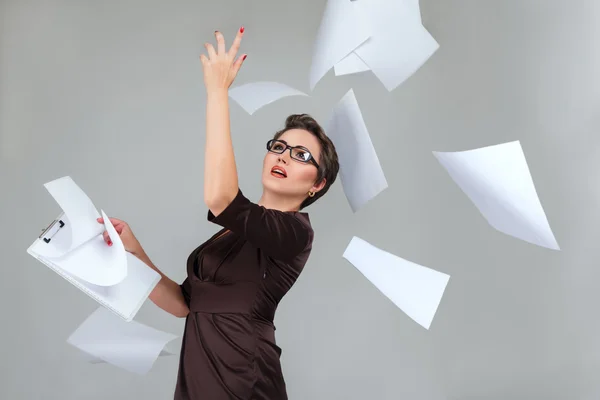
[
  {"xmin": 207, "ymin": 188, "xmax": 312, "ymax": 262},
  {"xmin": 180, "ymin": 278, "xmax": 191, "ymax": 308}
]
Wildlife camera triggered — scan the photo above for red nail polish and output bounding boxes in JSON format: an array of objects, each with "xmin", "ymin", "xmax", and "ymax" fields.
[
  {"xmin": 242, "ymin": 54, "xmax": 247, "ymax": 60},
  {"xmin": 108, "ymin": 241, "xmax": 112, "ymax": 246},
  {"xmin": 240, "ymin": 26, "xmax": 245, "ymax": 33}
]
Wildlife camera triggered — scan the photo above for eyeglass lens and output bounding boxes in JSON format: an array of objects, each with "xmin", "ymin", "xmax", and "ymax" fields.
[{"xmin": 269, "ymin": 140, "xmax": 312, "ymax": 162}]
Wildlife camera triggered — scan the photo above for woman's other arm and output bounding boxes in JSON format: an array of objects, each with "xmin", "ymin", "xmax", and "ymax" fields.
[{"xmin": 133, "ymin": 249, "xmax": 189, "ymax": 318}]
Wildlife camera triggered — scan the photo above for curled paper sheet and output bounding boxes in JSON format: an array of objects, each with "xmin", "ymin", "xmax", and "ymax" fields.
[
  {"xmin": 343, "ymin": 236, "xmax": 450, "ymax": 330},
  {"xmin": 433, "ymin": 140, "xmax": 560, "ymax": 250},
  {"xmin": 34, "ymin": 176, "xmax": 104, "ymax": 258},
  {"xmin": 229, "ymin": 82, "xmax": 308, "ymax": 115},
  {"xmin": 334, "ymin": 0, "xmax": 438, "ymax": 91},
  {"xmin": 325, "ymin": 89, "xmax": 388, "ymax": 212},
  {"xmin": 67, "ymin": 307, "xmax": 178, "ymax": 375},
  {"xmin": 309, "ymin": 0, "xmax": 369, "ymax": 90}
]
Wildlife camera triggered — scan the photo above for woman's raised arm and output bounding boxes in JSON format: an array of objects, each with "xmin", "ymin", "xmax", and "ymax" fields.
[{"xmin": 201, "ymin": 28, "xmax": 247, "ymax": 215}]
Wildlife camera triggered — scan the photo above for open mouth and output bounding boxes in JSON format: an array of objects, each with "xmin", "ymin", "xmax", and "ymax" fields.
[{"xmin": 271, "ymin": 166, "xmax": 287, "ymax": 178}]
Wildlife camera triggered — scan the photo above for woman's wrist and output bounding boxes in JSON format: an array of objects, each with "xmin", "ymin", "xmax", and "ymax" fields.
[
  {"xmin": 129, "ymin": 244, "xmax": 145, "ymax": 258},
  {"xmin": 206, "ymin": 88, "xmax": 228, "ymax": 99}
]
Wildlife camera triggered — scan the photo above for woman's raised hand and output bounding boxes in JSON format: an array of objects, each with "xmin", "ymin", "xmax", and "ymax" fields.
[
  {"xmin": 97, "ymin": 217, "xmax": 142, "ymax": 255},
  {"xmin": 200, "ymin": 27, "xmax": 246, "ymax": 92}
]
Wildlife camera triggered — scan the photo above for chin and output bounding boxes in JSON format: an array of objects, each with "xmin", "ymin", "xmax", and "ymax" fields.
[
  {"xmin": 262, "ymin": 174, "xmax": 296, "ymax": 197},
  {"xmin": 262, "ymin": 176, "xmax": 286, "ymax": 194}
]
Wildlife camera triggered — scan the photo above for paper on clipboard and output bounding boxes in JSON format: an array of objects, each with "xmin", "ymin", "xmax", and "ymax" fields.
[
  {"xmin": 27, "ymin": 176, "xmax": 161, "ymax": 321},
  {"xmin": 32, "ymin": 176, "xmax": 104, "ymax": 258},
  {"xmin": 28, "ymin": 177, "xmax": 127, "ymax": 286}
]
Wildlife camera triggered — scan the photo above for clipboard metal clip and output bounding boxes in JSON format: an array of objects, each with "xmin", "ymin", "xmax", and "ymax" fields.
[{"xmin": 39, "ymin": 214, "xmax": 66, "ymax": 243}]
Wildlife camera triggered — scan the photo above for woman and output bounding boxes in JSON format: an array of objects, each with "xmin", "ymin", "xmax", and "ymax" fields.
[{"xmin": 98, "ymin": 27, "xmax": 339, "ymax": 399}]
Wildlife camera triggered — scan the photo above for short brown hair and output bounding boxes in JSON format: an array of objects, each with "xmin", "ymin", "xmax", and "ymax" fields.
[{"xmin": 273, "ymin": 114, "xmax": 339, "ymax": 209}]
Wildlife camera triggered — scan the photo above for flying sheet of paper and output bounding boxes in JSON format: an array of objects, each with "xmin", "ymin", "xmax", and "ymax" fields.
[
  {"xmin": 309, "ymin": 0, "xmax": 370, "ymax": 90},
  {"xmin": 343, "ymin": 236, "xmax": 450, "ymax": 330},
  {"xmin": 406, "ymin": 0, "xmax": 422, "ymax": 21},
  {"xmin": 67, "ymin": 307, "xmax": 177, "ymax": 375},
  {"xmin": 325, "ymin": 89, "xmax": 388, "ymax": 212},
  {"xmin": 334, "ymin": 0, "xmax": 438, "ymax": 91},
  {"xmin": 433, "ymin": 140, "xmax": 560, "ymax": 250},
  {"xmin": 333, "ymin": 52, "xmax": 370, "ymax": 76},
  {"xmin": 334, "ymin": 0, "xmax": 425, "ymax": 77},
  {"xmin": 229, "ymin": 82, "xmax": 308, "ymax": 115}
]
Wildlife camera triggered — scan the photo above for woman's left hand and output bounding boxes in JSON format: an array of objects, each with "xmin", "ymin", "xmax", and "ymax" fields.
[{"xmin": 201, "ymin": 27, "xmax": 246, "ymax": 92}]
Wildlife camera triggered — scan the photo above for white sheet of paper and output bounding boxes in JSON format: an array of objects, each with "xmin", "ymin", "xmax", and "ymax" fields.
[
  {"xmin": 433, "ymin": 140, "xmax": 560, "ymax": 250},
  {"xmin": 67, "ymin": 307, "xmax": 177, "ymax": 375},
  {"xmin": 353, "ymin": 0, "xmax": 438, "ymax": 91},
  {"xmin": 334, "ymin": 52, "xmax": 370, "ymax": 76},
  {"xmin": 229, "ymin": 82, "xmax": 308, "ymax": 115},
  {"xmin": 34, "ymin": 176, "xmax": 104, "ymax": 258},
  {"xmin": 28, "ymin": 176, "xmax": 128, "ymax": 286},
  {"xmin": 343, "ymin": 236, "xmax": 450, "ymax": 330},
  {"xmin": 28, "ymin": 247, "xmax": 161, "ymax": 321},
  {"xmin": 325, "ymin": 89, "xmax": 388, "ymax": 212},
  {"xmin": 27, "ymin": 176, "xmax": 161, "ymax": 321},
  {"xmin": 406, "ymin": 0, "xmax": 422, "ymax": 20},
  {"xmin": 337, "ymin": 0, "xmax": 438, "ymax": 90},
  {"xmin": 309, "ymin": 0, "xmax": 370, "ymax": 90},
  {"xmin": 28, "ymin": 210, "xmax": 128, "ymax": 286}
]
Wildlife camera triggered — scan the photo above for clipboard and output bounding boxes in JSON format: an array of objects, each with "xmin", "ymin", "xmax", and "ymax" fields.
[{"xmin": 26, "ymin": 176, "xmax": 161, "ymax": 322}]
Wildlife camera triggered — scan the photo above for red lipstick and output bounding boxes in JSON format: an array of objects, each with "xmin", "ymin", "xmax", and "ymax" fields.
[{"xmin": 271, "ymin": 166, "xmax": 287, "ymax": 178}]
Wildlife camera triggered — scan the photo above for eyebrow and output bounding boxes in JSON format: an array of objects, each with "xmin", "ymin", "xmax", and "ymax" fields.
[{"xmin": 278, "ymin": 139, "xmax": 312, "ymax": 153}]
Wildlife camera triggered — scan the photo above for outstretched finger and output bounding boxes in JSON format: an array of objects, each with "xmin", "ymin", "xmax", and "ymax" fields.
[
  {"xmin": 200, "ymin": 53, "xmax": 209, "ymax": 67},
  {"xmin": 215, "ymin": 30, "xmax": 226, "ymax": 55},
  {"xmin": 228, "ymin": 26, "xmax": 244, "ymax": 58},
  {"xmin": 204, "ymin": 42, "xmax": 217, "ymax": 60},
  {"xmin": 231, "ymin": 53, "xmax": 247, "ymax": 77}
]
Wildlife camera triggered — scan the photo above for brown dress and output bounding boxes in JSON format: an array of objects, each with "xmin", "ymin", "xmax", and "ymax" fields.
[{"xmin": 174, "ymin": 188, "xmax": 314, "ymax": 400}]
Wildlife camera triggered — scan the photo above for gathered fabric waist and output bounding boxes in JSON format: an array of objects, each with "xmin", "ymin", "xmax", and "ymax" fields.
[{"xmin": 189, "ymin": 281, "xmax": 258, "ymax": 314}]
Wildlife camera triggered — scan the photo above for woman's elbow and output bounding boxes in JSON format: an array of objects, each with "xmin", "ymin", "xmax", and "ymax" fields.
[
  {"xmin": 205, "ymin": 194, "xmax": 235, "ymax": 217},
  {"xmin": 174, "ymin": 306, "xmax": 189, "ymax": 318}
]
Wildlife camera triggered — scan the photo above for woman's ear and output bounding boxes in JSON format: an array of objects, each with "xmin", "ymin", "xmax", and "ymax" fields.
[{"xmin": 311, "ymin": 178, "xmax": 326, "ymax": 194}]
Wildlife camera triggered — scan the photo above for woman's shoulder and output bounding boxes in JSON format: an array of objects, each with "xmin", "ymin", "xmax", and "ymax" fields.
[{"xmin": 285, "ymin": 210, "xmax": 313, "ymax": 238}]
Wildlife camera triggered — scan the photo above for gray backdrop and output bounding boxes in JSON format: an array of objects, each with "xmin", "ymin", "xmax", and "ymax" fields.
[{"xmin": 2, "ymin": 0, "xmax": 600, "ymax": 399}]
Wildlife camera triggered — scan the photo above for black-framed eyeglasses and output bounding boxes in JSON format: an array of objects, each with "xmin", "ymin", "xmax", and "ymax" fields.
[{"xmin": 266, "ymin": 139, "xmax": 319, "ymax": 169}]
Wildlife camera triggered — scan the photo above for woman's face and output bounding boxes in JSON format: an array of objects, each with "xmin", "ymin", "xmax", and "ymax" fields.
[{"xmin": 261, "ymin": 129, "xmax": 324, "ymax": 203}]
